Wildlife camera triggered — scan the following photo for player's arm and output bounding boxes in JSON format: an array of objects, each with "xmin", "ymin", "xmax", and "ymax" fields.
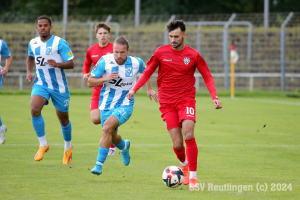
[
  {"xmin": 196, "ymin": 54, "xmax": 222, "ymax": 109},
  {"xmin": 127, "ymin": 52, "xmax": 159, "ymax": 100},
  {"xmin": 47, "ymin": 60, "xmax": 74, "ymax": 69},
  {"xmin": 0, "ymin": 41, "xmax": 12, "ymax": 76},
  {"xmin": 87, "ymin": 57, "xmax": 113, "ymax": 87},
  {"xmin": 146, "ymin": 79, "xmax": 159, "ymax": 103},
  {"xmin": 48, "ymin": 39, "xmax": 74, "ymax": 69},
  {"xmin": 134, "ymin": 57, "xmax": 158, "ymax": 103},
  {"xmin": 26, "ymin": 56, "xmax": 35, "ymax": 83},
  {"xmin": 26, "ymin": 42, "xmax": 35, "ymax": 83},
  {"xmin": 83, "ymin": 48, "xmax": 93, "ymax": 82},
  {"xmin": 83, "ymin": 73, "xmax": 90, "ymax": 82},
  {"xmin": 88, "ymin": 72, "xmax": 119, "ymax": 88},
  {"xmin": 1, "ymin": 56, "xmax": 12, "ymax": 77}
]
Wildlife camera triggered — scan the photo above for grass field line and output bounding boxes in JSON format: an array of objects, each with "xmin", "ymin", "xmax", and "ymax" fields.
[
  {"xmin": 3, "ymin": 143, "xmax": 300, "ymax": 147},
  {"xmin": 234, "ymin": 98, "xmax": 300, "ymax": 106}
]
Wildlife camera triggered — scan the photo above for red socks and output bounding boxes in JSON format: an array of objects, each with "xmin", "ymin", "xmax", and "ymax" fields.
[
  {"xmin": 173, "ymin": 138, "xmax": 198, "ymax": 171},
  {"xmin": 173, "ymin": 146, "xmax": 186, "ymax": 163},
  {"xmin": 185, "ymin": 138, "xmax": 198, "ymax": 171}
]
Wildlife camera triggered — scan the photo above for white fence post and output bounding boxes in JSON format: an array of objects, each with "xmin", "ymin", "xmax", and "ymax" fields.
[
  {"xmin": 19, "ymin": 74, "xmax": 23, "ymax": 90},
  {"xmin": 249, "ymin": 76, "xmax": 253, "ymax": 91}
]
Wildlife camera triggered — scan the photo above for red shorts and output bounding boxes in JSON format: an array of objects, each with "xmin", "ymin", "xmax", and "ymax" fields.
[
  {"xmin": 159, "ymin": 99, "xmax": 196, "ymax": 131},
  {"xmin": 90, "ymin": 85, "xmax": 103, "ymax": 111}
]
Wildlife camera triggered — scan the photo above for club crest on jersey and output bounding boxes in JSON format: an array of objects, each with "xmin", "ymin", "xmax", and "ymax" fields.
[
  {"xmin": 125, "ymin": 66, "xmax": 133, "ymax": 77},
  {"xmin": 46, "ymin": 47, "xmax": 52, "ymax": 55},
  {"xmin": 183, "ymin": 57, "xmax": 190, "ymax": 65}
]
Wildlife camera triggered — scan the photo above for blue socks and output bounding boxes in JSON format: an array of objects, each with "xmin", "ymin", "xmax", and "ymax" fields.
[
  {"xmin": 61, "ymin": 120, "xmax": 72, "ymax": 142},
  {"xmin": 97, "ymin": 147, "xmax": 109, "ymax": 164},
  {"xmin": 114, "ymin": 138, "xmax": 125, "ymax": 150},
  {"xmin": 32, "ymin": 115, "xmax": 45, "ymax": 137},
  {"xmin": 0, "ymin": 115, "xmax": 2, "ymax": 126},
  {"xmin": 96, "ymin": 139, "xmax": 125, "ymax": 166},
  {"xmin": 32, "ymin": 116, "xmax": 72, "ymax": 147}
]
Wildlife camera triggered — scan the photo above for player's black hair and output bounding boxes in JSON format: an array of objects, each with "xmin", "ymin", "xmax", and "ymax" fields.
[
  {"xmin": 166, "ymin": 20, "xmax": 186, "ymax": 32},
  {"xmin": 95, "ymin": 22, "xmax": 111, "ymax": 33},
  {"xmin": 37, "ymin": 15, "xmax": 52, "ymax": 26},
  {"xmin": 114, "ymin": 36, "xmax": 129, "ymax": 50}
]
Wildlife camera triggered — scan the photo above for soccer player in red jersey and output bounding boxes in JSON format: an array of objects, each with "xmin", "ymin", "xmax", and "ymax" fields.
[
  {"xmin": 83, "ymin": 22, "xmax": 116, "ymax": 155},
  {"xmin": 127, "ymin": 20, "xmax": 223, "ymax": 189}
]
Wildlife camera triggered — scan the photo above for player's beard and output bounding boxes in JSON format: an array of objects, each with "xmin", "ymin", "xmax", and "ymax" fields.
[
  {"xmin": 171, "ymin": 38, "xmax": 184, "ymax": 49},
  {"xmin": 41, "ymin": 35, "xmax": 49, "ymax": 38},
  {"xmin": 40, "ymin": 31, "xmax": 50, "ymax": 38},
  {"xmin": 116, "ymin": 57, "xmax": 127, "ymax": 65}
]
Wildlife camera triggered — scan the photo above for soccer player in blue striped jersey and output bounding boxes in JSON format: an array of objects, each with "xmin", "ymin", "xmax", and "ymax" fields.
[
  {"xmin": 26, "ymin": 15, "xmax": 74, "ymax": 164},
  {"xmin": 88, "ymin": 36, "xmax": 158, "ymax": 175},
  {"xmin": 0, "ymin": 39, "xmax": 12, "ymax": 144}
]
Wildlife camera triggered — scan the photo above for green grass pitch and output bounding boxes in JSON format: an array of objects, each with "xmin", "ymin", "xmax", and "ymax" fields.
[{"xmin": 0, "ymin": 93, "xmax": 299, "ymax": 199}]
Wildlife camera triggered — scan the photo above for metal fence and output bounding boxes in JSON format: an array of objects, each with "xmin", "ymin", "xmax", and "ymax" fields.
[
  {"xmin": 1, "ymin": 13, "xmax": 300, "ymax": 27},
  {"xmin": 3, "ymin": 73, "xmax": 300, "ymax": 92},
  {"xmin": 1, "ymin": 13, "xmax": 300, "ymax": 91}
]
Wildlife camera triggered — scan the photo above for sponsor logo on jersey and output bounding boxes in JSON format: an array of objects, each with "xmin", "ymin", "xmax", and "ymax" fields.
[
  {"xmin": 92, "ymin": 63, "xmax": 99, "ymax": 71},
  {"xmin": 68, "ymin": 51, "xmax": 73, "ymax": 56},
  {"xmin": 46, "ymin": 47, "xmax": 52, "ymax": 55},
  {"xmin": 34, "ymin": 41, "xmax": 37, "ymax": 44},
  {"xmin": 109, "ymin": 61, "xmax": 115, "ymax": 64},
  {"xmin": 108, "ymin": 78, "xmax": 133, "ymax": 87},
  {"xmin": 183, "ymin": 57, "xmax": 190, "ymax": 65},
  {"xmin": 36, "ymin": 56, "xmax": 48, "ymax": 66},
  {"xmin": 92, "ymin": 55, "xmax": 99, "ymax": 57},
  {"xmin": 163, "ymin": 59, "xmax": 172, "ymax": 61}
]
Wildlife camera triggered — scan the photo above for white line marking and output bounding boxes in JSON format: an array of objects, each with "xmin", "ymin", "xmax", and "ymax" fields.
[
  {"xmin": 2, "ymin": 143, "xmax": 299, "ymax": 147},
  {"xmin": 234, "ymin": 98, "xmax": 300, "ymax": 106}
]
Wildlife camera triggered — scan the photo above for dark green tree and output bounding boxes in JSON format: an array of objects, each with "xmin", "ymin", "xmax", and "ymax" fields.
[{"xmin": 0, "ymin": 0, "xmax": 298, "ymax": 16}]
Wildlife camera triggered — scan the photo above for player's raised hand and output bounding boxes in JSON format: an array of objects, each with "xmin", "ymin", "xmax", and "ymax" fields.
[
  {"xmin": 147, "ymin": 89, "xmax": 159, "ymax": 103},
  {"xmin": 26, "ymin": 73, "xmax": 33, "ymax": 83},
  {"xmin": 83, "ymin": 73, "xmax": 90, "ymax": 82},
  {"xmin": 212, "ymin": 99, "xmax": 222, "ymax": 109},
  {"xmin": 126, "ymin": 90, "xmax": 136, "ymax": 100},
  {"xmin": 47, "ymin": 59, "xmax": 57, "ymax": 67}
]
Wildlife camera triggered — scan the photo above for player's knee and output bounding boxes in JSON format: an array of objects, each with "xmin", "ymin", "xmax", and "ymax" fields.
[
  {"xmin": 184, "ymin": 133, "xmax": 194, "ymax": 140},
  {"xmin": 58, "ymin": 117, "xmax": 69, "ymax": 126},
  {"xmin": 31, "ymin": 106, "xmax": 41, "ymax": 117},
  {"xmin": 91, "ymin": 117, "xmax": 100, "ymax": 125},
  {"xmin": 173, "ymin": 142, "xmax": 184, "ymax": 150},
  {"xmin": 102, "ymin": 125, "xmax": 113, "ymax": 137}
]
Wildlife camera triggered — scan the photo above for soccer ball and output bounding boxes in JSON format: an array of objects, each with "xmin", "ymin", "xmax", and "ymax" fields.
[{"xmin": 162, "ymin": 166, "xmax": 184, "ymax": 188}]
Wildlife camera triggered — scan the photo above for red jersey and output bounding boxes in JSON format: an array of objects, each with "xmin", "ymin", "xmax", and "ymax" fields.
[
  {"xmin": 83, "ymin": 42, "xmax": 114, "ymax": 74},
  {"xmin": 83, "ymin": 42, "xmax": 113, "ymax": 95},
  {"xmin": 132, "ymin": 44, "xmax": 218, "ymax": 103}
]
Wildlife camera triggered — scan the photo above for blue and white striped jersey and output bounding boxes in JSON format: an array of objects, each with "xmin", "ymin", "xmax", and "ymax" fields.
[
  {"xmin": 91, "ymin": 54, "xmax": 146, "ymax": 111},
  {"xmin": 28, "ymin": 35, "xmax": 74, "ymax": 93},
  {"xmin": 0, "ymin": 39, "xmax": 11, "ymax": 68}
]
